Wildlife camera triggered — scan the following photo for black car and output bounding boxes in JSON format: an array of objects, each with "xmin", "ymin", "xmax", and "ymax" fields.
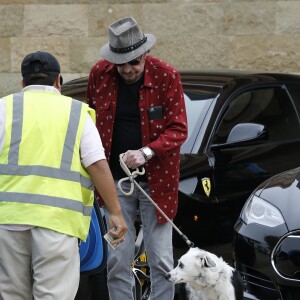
[
  {"xmin": 62, "ymin": 70, "xmax": 300, "ymax": 248},
  {"xmin": 233, "ymin": 167, "xmax": 300, "ymax": 300},
  {"xmin": 63, "ymin": 70, "xmax": 300, "ymax": 299}
]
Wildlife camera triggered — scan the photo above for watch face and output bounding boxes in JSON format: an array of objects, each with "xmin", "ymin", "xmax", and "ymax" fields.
[
  {"xmin": 144, "ymin": 148, "xmax": 152, "ymax": 156},
  {"xmin": 142, "ymin": 147, "xmax": 152, "ymax": 160}
]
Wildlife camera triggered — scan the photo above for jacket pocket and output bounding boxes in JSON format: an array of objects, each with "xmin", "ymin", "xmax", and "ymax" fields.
[
  {"xmin": 94, "ymin": 97, "xmax": 113, "ymax": 126},
  {"xmin": 149, "ymin": 118, "xmax": 166, "ymax": 140}
]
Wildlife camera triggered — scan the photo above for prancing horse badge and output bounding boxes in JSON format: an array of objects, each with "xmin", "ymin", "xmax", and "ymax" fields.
[{"xmin": 201, "ymin": 177, "xmax": 211, "ymax": 197}]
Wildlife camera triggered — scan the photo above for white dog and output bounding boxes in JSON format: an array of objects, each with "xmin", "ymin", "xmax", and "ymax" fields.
[{"xmin": 165, "ymin": 247, "xmax": 244, "ymax": 300}]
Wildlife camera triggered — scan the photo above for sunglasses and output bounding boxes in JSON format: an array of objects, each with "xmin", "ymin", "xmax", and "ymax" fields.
[{"xmin": 115, "ymin": 55, "xmax": 143, "ymax": 67}]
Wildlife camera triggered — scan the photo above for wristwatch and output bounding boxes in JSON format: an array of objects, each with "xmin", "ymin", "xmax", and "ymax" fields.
[{"xmin": 140, "ymin": 147, "xmax": 154, "ymax": 161}]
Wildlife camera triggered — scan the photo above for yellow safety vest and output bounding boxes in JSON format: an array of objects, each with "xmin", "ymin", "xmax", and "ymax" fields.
[{"xmin": 0, "ymin": 91, "xmax": 96, "ymax": 241}]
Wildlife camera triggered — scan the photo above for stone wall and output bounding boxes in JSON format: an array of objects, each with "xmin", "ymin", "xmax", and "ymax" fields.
[{"xmin": 1, "ymin": 0, "xmax": 300, "ymax": 96}]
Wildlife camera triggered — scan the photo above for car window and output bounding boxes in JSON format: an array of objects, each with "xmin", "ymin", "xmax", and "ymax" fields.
[
  {"xmin": 213, "ymin": 87, "xmax": 300, "ymax": 144},
  {"xmin": 285, "ymin": 84, "xmax": 300, "ymax": 120},
  {"xmin": 182, "ymin": 92, "xmax": 215, "ymax": 152},
  {"xmin": 184, "ymin": 93, "xmax": 210, "ymax": 138}
]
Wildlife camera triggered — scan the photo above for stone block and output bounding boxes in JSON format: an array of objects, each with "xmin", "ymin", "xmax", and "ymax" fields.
[
  {"xmin": 152, "ymin": 35, "xmax": 230, "ymax": 70},
  {"xmin": 221, "ymin": 2, "xmax": 276, "ymax": 35},
  {"xmin": 0, "ymin": 39, "xmax": 10, "ymax": 72},
  {"xmin": 276, "ymin": 2, "xmax": 300, "ymax": 34},
  {"xmin": 88, "ymin": 4, "xmax": 143, "ymax": 37},
  {"xmin": 69, "ymin": 37, "xmax": 107, "ymax": 73},
  {"xmin": 144, "ymin": 3, "xmax": 219, "ymax": 36},
  {"xmin": 0, "ymin": 73, "xmax": 21, "ymax": 97},
  {"xmin": 23, "ymin": 5, "xmax": 88, "ymax": 36},
  {"xmin": 62, "ymin": 73, "xmax": 88, "ymax": 85},
  {"xmin": 230, "ymin": 36, "xmax": 300, "ymax": 73},
  {"xmin": 0, "ymin": 5, "xmax": 23, "ymax": 37},
  {"xmin": 89, "ymin": 0, "xmax": 167, "ymax": 3},
  {"xmin": 0, "ymin": 0, "xmax": 89, "ymax": 3},
  {"xmin": 10, "ymin": 37, "xmax": 70, "ymax": 73}
]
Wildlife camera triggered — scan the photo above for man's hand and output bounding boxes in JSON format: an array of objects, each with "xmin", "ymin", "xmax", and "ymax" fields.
[
  {"xmin": 86, "ymin": 160, "xmax": 128, "ymax": 244},
  {"xmin": 121, "ymin": 150, "xmax": 146, "ymax": 169},
  {"xmin": 107, "ymin": 214, "xmax": 127, "ymax": 245}
]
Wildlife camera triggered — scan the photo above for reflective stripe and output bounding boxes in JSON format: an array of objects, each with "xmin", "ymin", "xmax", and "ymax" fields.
[
  {"xmin": 2, "ymin": 94, "xmax": 93, "ymax": 189},
  {"xmin": 0, "ymin": 165, "xmax": 93, "ymax": 190},
  {"xmin": 1, "ymin": 93, "xmax": 94, "ymax": 239},
  {"xmin": 8, "ymin": 93, "xmax": 23, "ymax": 165},
  {"xmin": 8, "ymin": 94, "xmax": 83, "ymax": 171},
  {"xmin": 61, "ymin": 100, "xmax": 82, "ymax": 170},
  {"xmin": 0, "ymin": 192, "xmax": 93, "ymax": 216}
]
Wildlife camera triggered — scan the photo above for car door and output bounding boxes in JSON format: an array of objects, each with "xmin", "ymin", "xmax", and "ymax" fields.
[
  {"xmin": 179, "ymin": 90, "xmax": 218, "ymax": 201},
  {"xmin": 207, "ymin": 84, "xmax": 300, "ymax": 206}
]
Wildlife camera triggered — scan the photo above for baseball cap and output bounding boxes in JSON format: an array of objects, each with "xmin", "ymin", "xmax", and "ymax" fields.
[{"xmin": 21, "ymin": 51, "xmax": 60, "ymax": 77}]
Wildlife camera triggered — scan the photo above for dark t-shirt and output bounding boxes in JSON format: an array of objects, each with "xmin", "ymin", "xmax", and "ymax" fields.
[{"xmin": 109, "ymin": 74, "xmax": 146, "ymax": 180}]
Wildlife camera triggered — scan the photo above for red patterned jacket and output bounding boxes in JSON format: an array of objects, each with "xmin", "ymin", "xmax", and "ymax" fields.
[{"xmin": 87, "ymin": 56, "xmax": 188, "ymax": 223}]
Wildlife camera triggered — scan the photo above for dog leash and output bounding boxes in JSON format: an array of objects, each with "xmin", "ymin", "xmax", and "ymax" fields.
[{"xmin": 118, "ymin": 154, "xmax": 194, "ymax": 248}]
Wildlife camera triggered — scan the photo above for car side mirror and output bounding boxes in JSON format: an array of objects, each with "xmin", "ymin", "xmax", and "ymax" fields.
[
  {"xmin": 227, "ymin": 123, "xmax": 268, "ymax": 143},
  {"xmin": 211, "ymin": 123, "xmax": 268, "ymax": 150}
]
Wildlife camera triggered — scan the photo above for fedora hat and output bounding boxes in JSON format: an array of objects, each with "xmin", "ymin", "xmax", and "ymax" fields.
[{"xmin": 100, "ymin": 17, "xmax": 156, "ymax": 64}]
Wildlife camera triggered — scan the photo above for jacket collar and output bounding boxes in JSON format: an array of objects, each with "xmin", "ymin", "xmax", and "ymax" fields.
[{"xmin": 22, "ymin": 85, "xmax": 61, "ymax": 94}]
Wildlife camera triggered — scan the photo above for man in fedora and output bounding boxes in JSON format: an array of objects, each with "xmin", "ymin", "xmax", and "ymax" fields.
[{"xmin": 87, "ymin": 17, "xmax": 188, "ymax": 299}]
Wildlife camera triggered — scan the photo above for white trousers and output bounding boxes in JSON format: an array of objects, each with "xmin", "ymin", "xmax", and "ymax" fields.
[{"xmin": 0, "ymin": 227, "xmax": 80, "ymax": 300}]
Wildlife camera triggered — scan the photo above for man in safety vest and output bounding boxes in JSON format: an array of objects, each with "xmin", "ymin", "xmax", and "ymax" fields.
[{"xmin": 0, "ymin": 51, "xmax": 127, "ymax": 300}]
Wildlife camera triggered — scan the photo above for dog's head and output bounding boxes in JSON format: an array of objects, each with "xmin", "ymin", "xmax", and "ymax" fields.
[{"xmin": 165, "ymin": 247, "xmax": 217, "ymax": 285}]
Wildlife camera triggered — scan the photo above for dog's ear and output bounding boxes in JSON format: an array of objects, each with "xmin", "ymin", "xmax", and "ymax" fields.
[{"xmin": 203, "ymin": 255, "xmax": 216, "ymax": 268}]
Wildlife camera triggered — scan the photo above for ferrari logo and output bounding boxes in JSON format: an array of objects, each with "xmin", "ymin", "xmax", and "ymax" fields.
[{"xmin": 201, "ymin": 177, "xmax": 211, "ymax": 197}]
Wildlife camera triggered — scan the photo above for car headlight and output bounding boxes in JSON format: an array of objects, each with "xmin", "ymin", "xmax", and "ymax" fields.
[{"xmin": 241, "ymin": 195, "xmax": 285, "ymax": 227}]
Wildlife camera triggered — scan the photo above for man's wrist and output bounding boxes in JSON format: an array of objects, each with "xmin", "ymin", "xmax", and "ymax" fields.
[{"xmin": 140, "ymin": 147, "xmax": 154, "ymax": 161}]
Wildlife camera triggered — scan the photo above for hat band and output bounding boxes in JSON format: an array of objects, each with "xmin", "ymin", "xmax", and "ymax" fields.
[{"xmin": 109, "ymin": 36, "xmax": 147, "ymax": 54}]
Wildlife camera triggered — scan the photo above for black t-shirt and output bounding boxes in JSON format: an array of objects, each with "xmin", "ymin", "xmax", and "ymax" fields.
[{"xmin": 109, "ymin": 74, "xmax": 146, "ymax": 181}]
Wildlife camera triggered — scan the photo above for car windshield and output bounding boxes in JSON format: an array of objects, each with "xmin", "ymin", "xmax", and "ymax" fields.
[{"xmin": 181, "ymin": 92, "xmax": 216, "ymax": 153}]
